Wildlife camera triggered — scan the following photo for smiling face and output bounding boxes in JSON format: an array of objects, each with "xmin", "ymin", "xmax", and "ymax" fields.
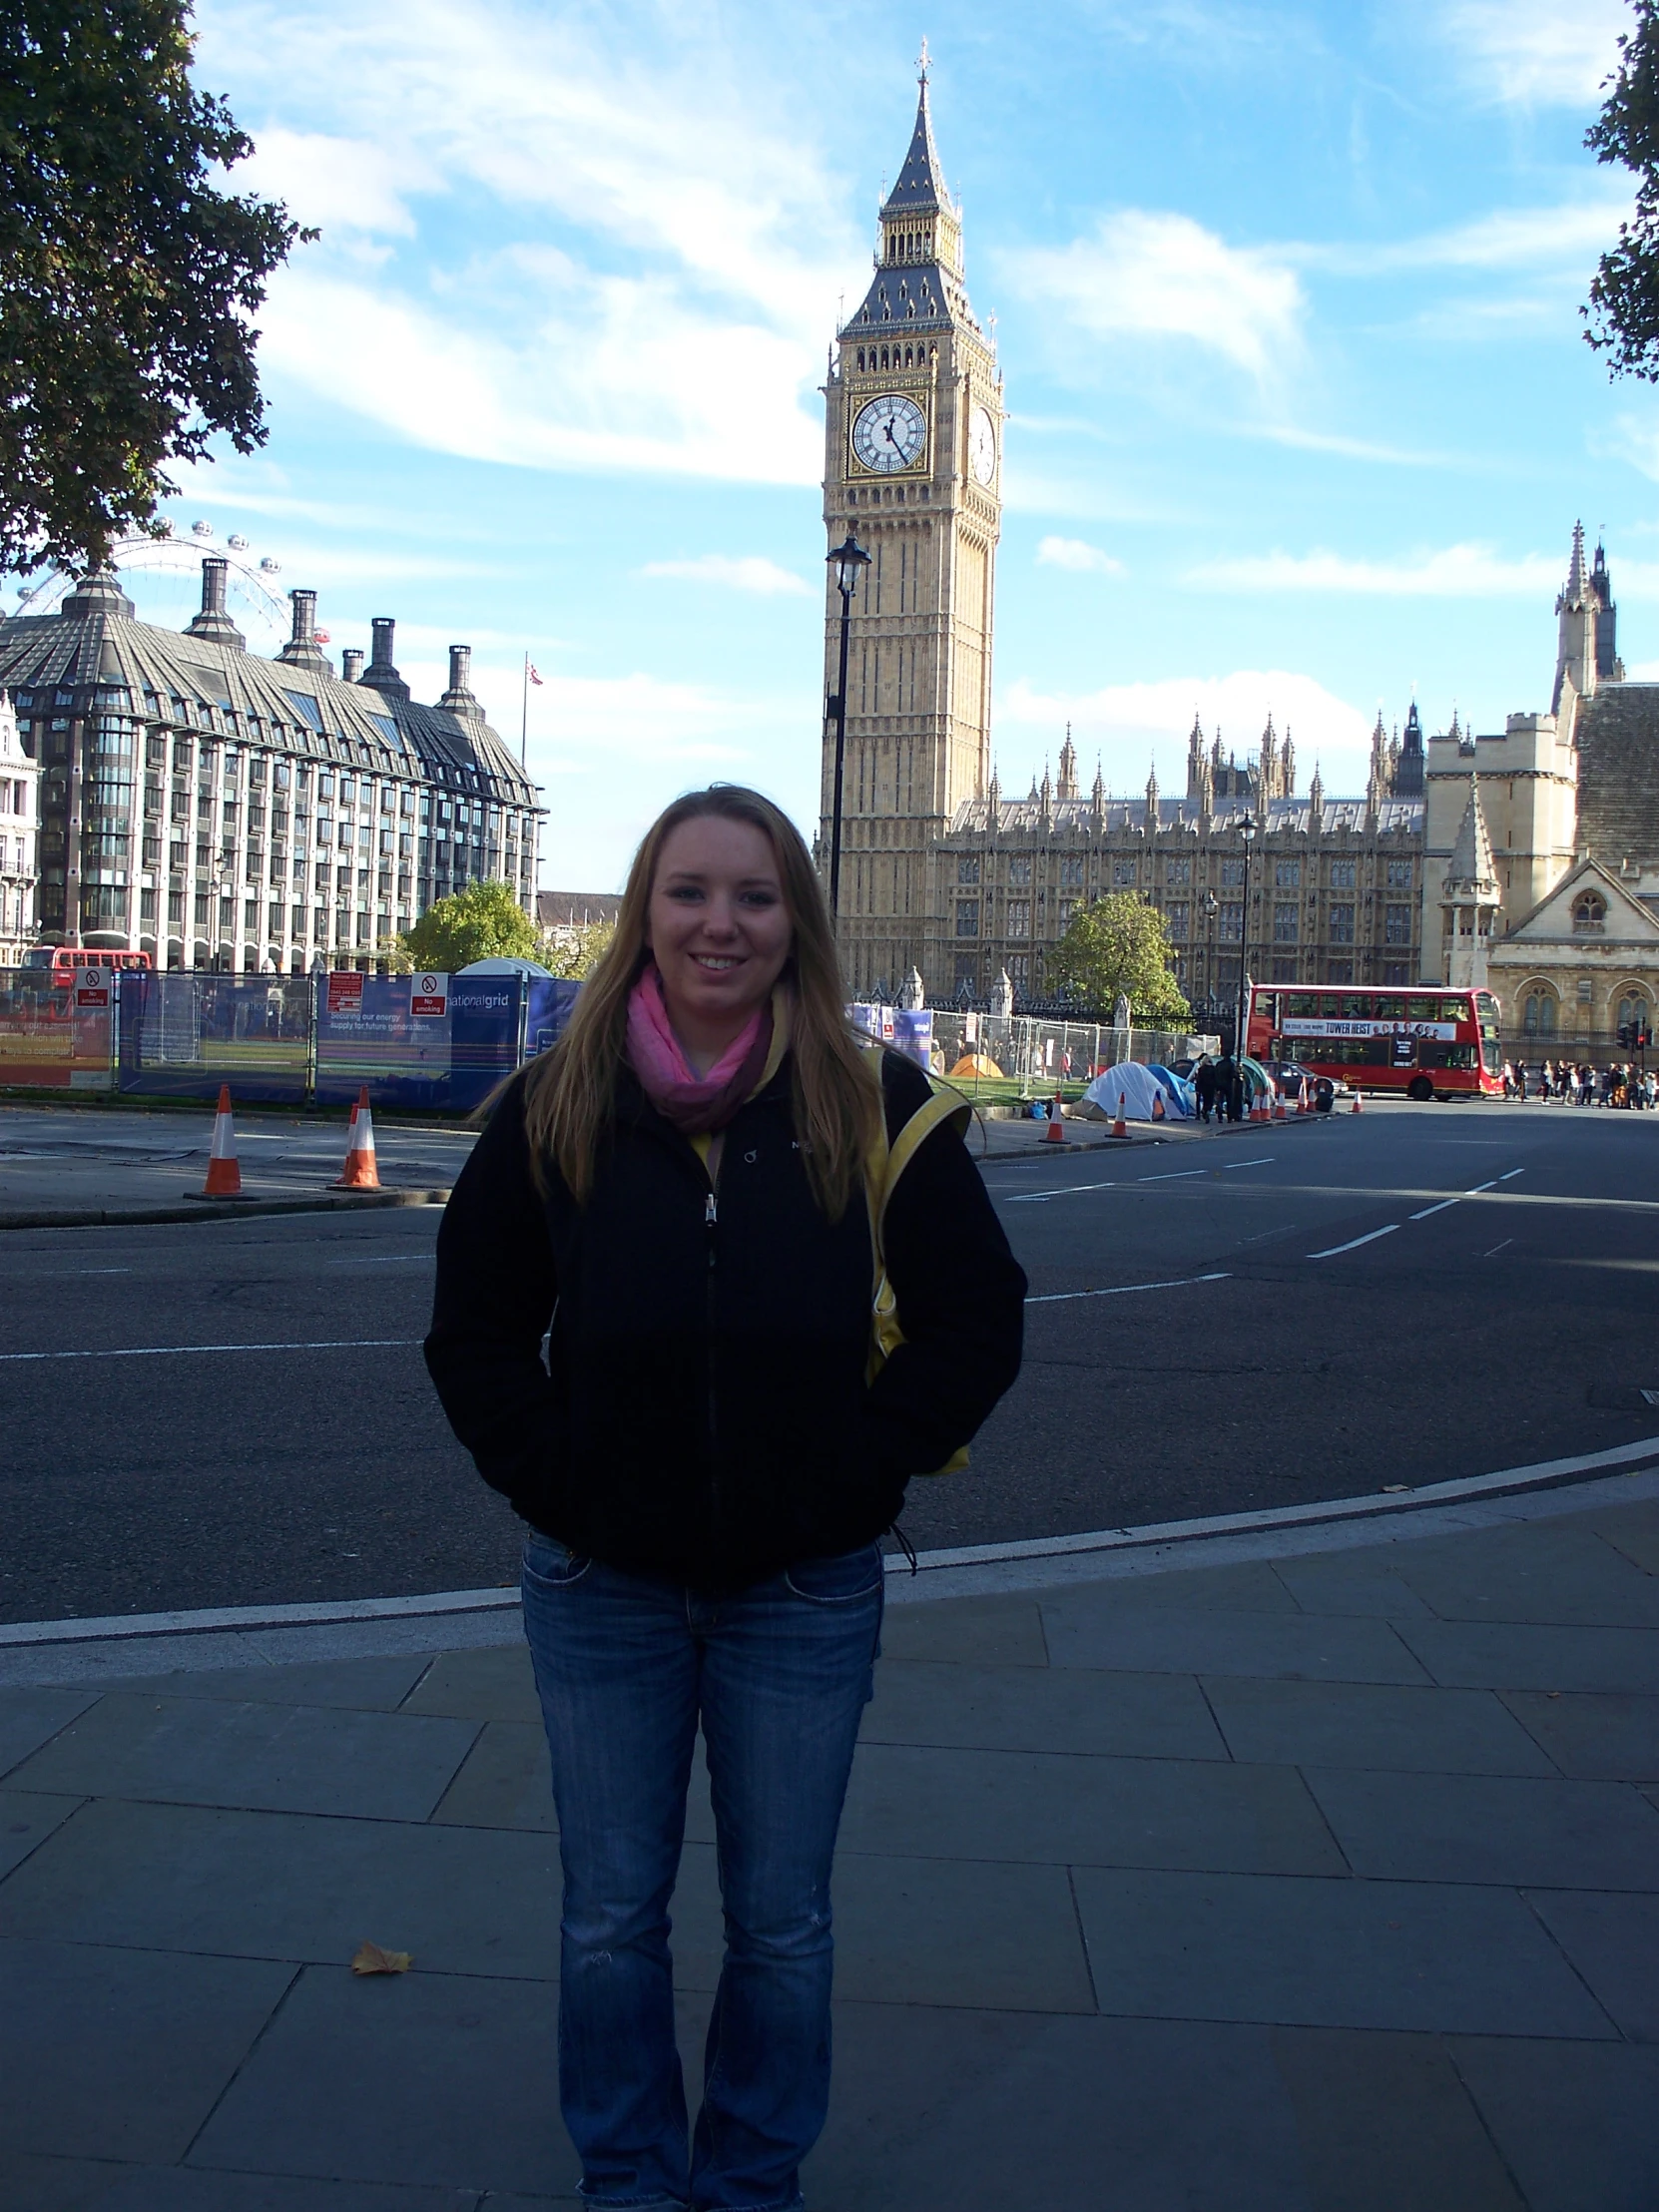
[{"xmin": 646, "ymin": 813, "xmax": 795, "ymax": 1065}]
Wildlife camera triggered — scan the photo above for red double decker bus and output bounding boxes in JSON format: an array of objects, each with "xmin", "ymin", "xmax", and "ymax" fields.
[{"xmin": 1246, "ymin": 984, "xmax": 1505, "ymax": 1101}]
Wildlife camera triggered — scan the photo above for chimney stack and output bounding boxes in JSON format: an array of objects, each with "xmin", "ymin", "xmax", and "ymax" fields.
[
  {"xmin": 341, "ymin": 647, "xmax": 364, "ymax": 683},
  {"xmin": 359, "ymin": 615, "xmax": 411, "ymax": 702},
  {"xmin": 184, "ymin": 555, "xmax": 246, "ymax": 650},
  {"xmin": 438, "ymin": 643, "xmax": 482, "ymax": 719},
  {"xmin": 277, "ymin": 587, "xmax": 333, "ymax": 674}
]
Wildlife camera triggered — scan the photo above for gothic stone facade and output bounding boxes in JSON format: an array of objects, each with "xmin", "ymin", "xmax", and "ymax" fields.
[{"xmin": 0, "ymin": 564, "xmax": 540, "ymax": 972}]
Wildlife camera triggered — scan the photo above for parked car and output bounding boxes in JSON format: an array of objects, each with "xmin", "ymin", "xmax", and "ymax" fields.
[{"xmin": 1262, "ymin": 1059, "xmax": 1349, "ymax": 1103}]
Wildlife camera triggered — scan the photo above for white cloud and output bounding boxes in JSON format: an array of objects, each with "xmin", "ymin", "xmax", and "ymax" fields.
[
  {"xmin": 639, "ymin": 555, "xmax": 812, "ymax": 596},
  {"xmin": 997, "ymin": 669, "xmax": 1376, "ymax": 792},
  {"xmin": 1300, "ymin": 198, "xmax": 1630, "ymax": 278},
  {"xmin": 1011, "ymin": 211, "xmax": 1305, "ymax": 384},
  {"xmin": 1037, "ymin": 536, "xmax": 1125, "ymax": 575},
  {"xmin": 195, "ymin": 0, "xmax": 862, "ymax": 488},
  {"xmin": 1437, "ymin": 0, "xmax": 1627, "ymax": 110},
  {"xmin": 1186, "ymin": 543, "xmax": 1567, "ymax": 597}
]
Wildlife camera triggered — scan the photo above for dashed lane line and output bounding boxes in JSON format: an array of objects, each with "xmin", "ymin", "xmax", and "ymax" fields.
[
  {"xmin": 0, "ymin": 1337, "xmax": 422, "ymax": 1362},
  {"xmin": 1026, "ymin": 1272, "xmax": 1230, "ymax": 1305},
  {"xmin": 1308, "ymin": 1224, "xmax": 1400, "ymax": 1259}
]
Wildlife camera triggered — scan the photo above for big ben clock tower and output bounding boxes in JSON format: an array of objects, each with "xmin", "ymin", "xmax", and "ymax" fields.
[{"xmin": 822, "ymin": 52, "xmax": 1002, "ymax": 997}]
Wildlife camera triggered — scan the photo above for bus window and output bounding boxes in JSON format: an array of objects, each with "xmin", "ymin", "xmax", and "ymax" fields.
[
  {"xmin": 1285, "ymin": 993, "xmax": 1319, "ymax": 1019},
  {"xmin": 1408, "ymin": 997, "xmax": 1443, "ymax": 1022}
]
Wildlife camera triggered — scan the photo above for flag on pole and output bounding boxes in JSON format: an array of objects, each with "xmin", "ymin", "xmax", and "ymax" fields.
[{"xmin": 527, "ymin": 663, "xmax": 543, "ymax": 686}]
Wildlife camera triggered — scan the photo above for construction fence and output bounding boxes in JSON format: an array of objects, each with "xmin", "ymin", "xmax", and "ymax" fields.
[
  {"xmin": 852, "ymin": 1004, "xmax": 1220, "ymax": 1094},
  {"xmin": 0, "ymin": 969, "xmax": 582, "ymax": 1114}
]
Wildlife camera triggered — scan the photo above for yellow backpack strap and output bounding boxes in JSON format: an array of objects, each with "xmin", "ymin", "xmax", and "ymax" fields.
[{"xmin": 877, "ymin": 1084, "xmax": 971, "ymax": 1242}]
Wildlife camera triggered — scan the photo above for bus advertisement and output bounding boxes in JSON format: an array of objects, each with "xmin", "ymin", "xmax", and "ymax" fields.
[{"xmin": 1246, "ymin": 984, "xmax": 1505, "ymax": 1101}]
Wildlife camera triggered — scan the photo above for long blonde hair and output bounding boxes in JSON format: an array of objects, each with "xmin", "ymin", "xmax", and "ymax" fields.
[{"xmin": 521, "ymin": 785, "xmax": 878, "ymax": 1217}]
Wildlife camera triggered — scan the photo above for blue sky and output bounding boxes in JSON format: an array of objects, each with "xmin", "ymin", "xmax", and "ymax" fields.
[{"xmin": 31, "ymin": 0, "xmax": 1659, "ymax": 887}]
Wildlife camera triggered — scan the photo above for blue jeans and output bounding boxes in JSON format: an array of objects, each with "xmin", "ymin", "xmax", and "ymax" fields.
[{"xmin": 520, "ymin": 1533, "xmax": 884, "ymax": 2212}]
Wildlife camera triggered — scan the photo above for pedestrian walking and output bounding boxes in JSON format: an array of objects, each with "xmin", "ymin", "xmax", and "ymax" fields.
[{"xmin": 424, "ymin": 784, "xmax": 1027, "ymax": 2212}]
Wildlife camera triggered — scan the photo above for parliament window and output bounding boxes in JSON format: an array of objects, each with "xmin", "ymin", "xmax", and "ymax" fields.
[
  {"xmin": 1112, "ymin": 859, "xmax": 1137, "ymax": 886},
  {"xmin": 1166, "ymin": 902, "xmax": 1189, "ymax": 937},
  {"xmin": 1275, "ymin": 859, "xmax": 1301, "ymax": 888},
  {"xmin": 1330, "ymin": 904, "xmax": 1355, "ymax": 943},
  {"xmin": 1274, "ymin": 902, "xmax": 1299, "ymax": 942},
  {"xmin": 1330, "ymin": 858, "xmax": 1356, "ymax": 887},
  {"xmin": 1165, "ymin": 857, "xmax": 1190, "ymax": 885},
  {"xmin": 1007, "ymin": 898, "xmax": 1031, "ymax": 936},
  {"xmin": 1220, "ymin": 901, "xmax": 1242, "ymax": 941},
  {"xmin": 957, "ymin": 856, "xmax": 979, "ymax": 883},
  {"xmin": 1384, "ymin": 904, "xmax": 1411, "ymax": 945},
  {"xmin": 1220, "ymin": 857, "xmax": 1244, "ymax": 885},
  {"xmin": 1007, "ymin": 855, "xmax": 1031, "ymax": 885},
  {"xmin": 1386, "ymin": 858, "xmax": 1413, "ymax": 887},
  {"xmin": 1059, "ymin": 856, "xmax": 1084, "ymax": 886},
  {"xmin": 955, "ymin": 900, "xmax": 979, "ymax": 937}
]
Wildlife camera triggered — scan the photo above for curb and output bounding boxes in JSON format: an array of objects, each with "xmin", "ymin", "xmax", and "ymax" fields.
[{"xmin": 0, "ymin": 1188, "xmax": 452, "ymax": 1231}]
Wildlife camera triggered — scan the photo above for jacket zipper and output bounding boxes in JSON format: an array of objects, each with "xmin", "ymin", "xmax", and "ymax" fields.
[{"xmin": 705, "ymin": 1187, "xmax": 720, "ymax": 1544}]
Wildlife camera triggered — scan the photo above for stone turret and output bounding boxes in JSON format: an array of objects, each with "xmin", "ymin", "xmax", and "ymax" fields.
[
  {"xmin": 1439, "ymin": 775, "xmax": 1500, "ymax": 988},
  {"xmin": 1057, "ymin": 725, "xmax": 1078, "ymax": 802}
]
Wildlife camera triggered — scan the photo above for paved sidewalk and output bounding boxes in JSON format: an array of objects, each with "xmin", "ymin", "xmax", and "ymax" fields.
[{"xmin": 1, "ymin": 1484, "xmax": 1656, "ymax": 2209}]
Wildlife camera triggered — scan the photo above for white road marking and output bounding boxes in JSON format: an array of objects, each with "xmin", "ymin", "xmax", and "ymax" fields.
[
  {"xmin": 1222, "ymin": 1157, "xmax": 1276, "ymax": 1169},
  {"xmin": 1307, "ymin": 1225, "xmax": 1399, "ymax": 1258},
  {"xmin": 0, "ymin": 1338, "xmax": 421, "ymax": 1363},
  {"xmin": 1483, "ymin": 1240, "xmax": 1513, "ymax": 1257},
  {"xmin": 1409, "ymin": 1198, "xmax": 1460, "ymax": 1220},
  {"xmin": 1499, "ymin": 1169, "xmax": 1525, "ymax": 1181},
  {"xmin": 1465, "ymin": 1178, "xmax": 1500, "ymax": 1195},
  {"xmin": 1026, "ymin": 1272, "xmax": 1230, "ymax": 1305},
  {"xmin": 1003, "ymin": 1180, "xmax": 1121, "ymax": 1204},
  {"xmin": 1136, "ymin": 1169, "xmax": 1207, "ymax": 1183}
]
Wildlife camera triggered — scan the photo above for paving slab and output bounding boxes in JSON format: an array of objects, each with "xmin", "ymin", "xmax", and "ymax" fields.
[
  {"xmin": 1388, "ymin": 1524, "xmax": 1659, "ymax": 1629},
  {"xmin": 1269, "ymin": 2027, "xmax": 1526, "ymax": 2212},
  {"xmin": 0, "ymin": 1787, "xmax": 83, "ymax": 1879},
  {"xmin": 1395, "ymin": 1618, "xmax": 1659, "ymax": 1694},
  {"xmin": 1201, "ymin": 1677, "xmax": 1558, "ymax": 1776},
  {"xmin": 1267, "ymin": 1554, "xmax": 1438, "ymax": 1620},
  {"xmin": 0, "ymin": 1936, "xmax": 294, "ymax": 2164},
  {"xmin": 399, "ymin": 1645, "xmax": 541, "ymax": 1725},
  {"xmin": 1452, "ymin": 2036, "xmax": 1659, "ymax": 2212},
  {"xmin": 1040, "ymin": 1600, "xmax": 1429, "ymax": 1685},
  {"xmin": 1071, "ymin": 1558, "xmax": 1305, "ymax": 1614},
  {"xmin": 89, "ymin": 1655, "xmax": 436, "ymax": 1713},
  {"xmin": 5, "ymin": 1692, "xmax": 480, "ymax": 1821},
  {"xmin": 1306, "ymin": 1765, "xmax": 1659, "ymax": 1890},
  {"xmin": 861, "ymin": 1657, "xmax": 1229, "ymax": 1759},
  {"xmin": 1590, "ymin": 1500, "xmax": 1659, "ymax": 1575},
  {"xmin": 1499, "ymin": 1688, "xmax": 1659, "ymax": 1780},
  {"xmin": 805, "ymin": 2003, "xmax": 1314, "ymax": 2211},
  {"xmin": 1071, "ymin": 1865, "xmax": 1615, "ymax": 2036},
  {"xmin": 0, "ymin": 1685, "xmax": 101, "ymax": 1779},
  {"xmin": 874, "ymin": 1589, "xmax": 1049, "ymax": 1665},
  {"xmin": 837, "ymin": 1740, "xmax": 1348, "ymax": 1874},
  {"xmin": 1524, "ymin": 1890, "xmax": 1659, "ymax": 2042},
  {"xmin": 186, "ymin": 1963, "xmax": 580, "ymax": 2200},
  {"xmin": 23, "ymin": 2166, "xmax": 487, "ymax": 2210},
  {"xmin": 429, "ymin": 1721, "xmax": 556, "ymax": 1834},
  {"xmin": 0, "ymin": 1797, "xmax": 563, "ymax": 1981}
]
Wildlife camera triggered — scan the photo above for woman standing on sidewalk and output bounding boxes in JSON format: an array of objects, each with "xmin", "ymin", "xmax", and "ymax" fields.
[{"xmin": 425, "ymin": 784, "xmax": 1026, "ymax": 2212}]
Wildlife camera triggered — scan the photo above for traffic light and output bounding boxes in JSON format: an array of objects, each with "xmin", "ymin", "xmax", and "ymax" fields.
[{"xmin": 1618, "ymin": 1022, "xmax": 1633, "ymax": 1048}]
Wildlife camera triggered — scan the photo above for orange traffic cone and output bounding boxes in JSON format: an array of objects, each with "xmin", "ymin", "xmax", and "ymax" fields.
[
  {"xmin": 1273, "ymin": 1090, "xmax": 1287, "ymax": 1121},
  {"xmin": 1112, "ymin": 1091, "xmax": 1128, "ymax": 1140},
  {"xmin": 201, "ymin": 1085, "xmax": 242, "ymax": 1197},
  {"xmin": 333, "ymin": 1085, "xmax": 380, "ymax": 1189},
  {"xmin": 1044, "ymin": 1089, "xmax": 1066, "ymax": 1143},
  {"xmin": 1351, "ymin": 1090, "xmax": 1364, "ymax": 1114}
]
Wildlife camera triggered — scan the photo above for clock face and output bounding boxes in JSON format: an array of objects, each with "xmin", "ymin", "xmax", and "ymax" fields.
[
  {"xmin": 969, "ymin": 405, "xmax": 997, "ymax": 486},
  {"xmin": 852, "ymin": 392, "xmax": 927, "ymax": 474}
]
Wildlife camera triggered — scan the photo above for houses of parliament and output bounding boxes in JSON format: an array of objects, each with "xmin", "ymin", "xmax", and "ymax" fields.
[{"xmin": 819, "ymin": 70, "xmax": 1659, "ymax": 1049}]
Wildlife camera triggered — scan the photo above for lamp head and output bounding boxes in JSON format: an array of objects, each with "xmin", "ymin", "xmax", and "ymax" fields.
[{"xmin": 828, "ymin": 531, "xmax": 871, "ymax": 597}]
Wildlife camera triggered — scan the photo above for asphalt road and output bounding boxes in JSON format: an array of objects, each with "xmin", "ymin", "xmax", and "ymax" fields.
[{"xmin": 3, "ymin": 1098, "xmax": 1656, "ymax": 1623}]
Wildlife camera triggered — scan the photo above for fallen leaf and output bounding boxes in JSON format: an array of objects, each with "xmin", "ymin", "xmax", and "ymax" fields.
[{"xmin": 351, "ymin": 1940, "xmax": 413, "ymax": 1975}]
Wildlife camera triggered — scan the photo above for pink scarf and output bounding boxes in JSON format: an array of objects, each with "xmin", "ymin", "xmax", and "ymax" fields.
[{"xmin": 625, "ymin": 965, "xmax": 775, "ymax": 1136}]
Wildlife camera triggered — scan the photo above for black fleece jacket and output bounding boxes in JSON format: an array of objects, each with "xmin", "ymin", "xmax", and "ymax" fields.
[{"xmin": 424, "ymin": 1049, "xmax": 1026, "ymax": 1588}]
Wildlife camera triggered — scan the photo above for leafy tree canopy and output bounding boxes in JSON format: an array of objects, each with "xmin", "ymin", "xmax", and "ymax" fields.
[
  {"xmin": 397, "ymin": 881, "xmax": 541, "ymax": 973},
  {"xmin": 1047, "ymin": 891, "xmax": 1191, "ymax": 1025},
  {"xmin": 1584, "ymin": 1, "xmax": 1659, "ymax": 376},
  {"xmin": 0, "ymin": 0, "xmax": 308, "ymax": 574},
  {"xmin": 539, "ymin": 918, "xmax": 615, "ymax": 980}
]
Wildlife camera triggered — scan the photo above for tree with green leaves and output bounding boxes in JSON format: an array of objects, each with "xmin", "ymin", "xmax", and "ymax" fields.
[
  {"xmin": 397, "ymin": 881, "xmax": 542, "ymax": 973},
  {"xmin": 0, "ymin": 0, "xmax": 308, "ymax": 576},
  {"xmin": 539, "ymin": 918, "xmax": 615, "ymax": 980},
  {"xmin": 1584, "ymin": 1, "xmax": 1659, "ymax": 376},
  {"xmin": 1047, "ymin": 891, "xmax": 1191, "ymax": 1024}
]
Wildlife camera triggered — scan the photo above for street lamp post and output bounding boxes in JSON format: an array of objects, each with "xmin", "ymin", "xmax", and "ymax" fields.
[
  {"xmin": 1235, "ymin": 812, "xmax": 1258, "ymax": 1057},
  {"xmin": 825, "ymin": 531, "xmax": 870, "ymax": 921}
]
